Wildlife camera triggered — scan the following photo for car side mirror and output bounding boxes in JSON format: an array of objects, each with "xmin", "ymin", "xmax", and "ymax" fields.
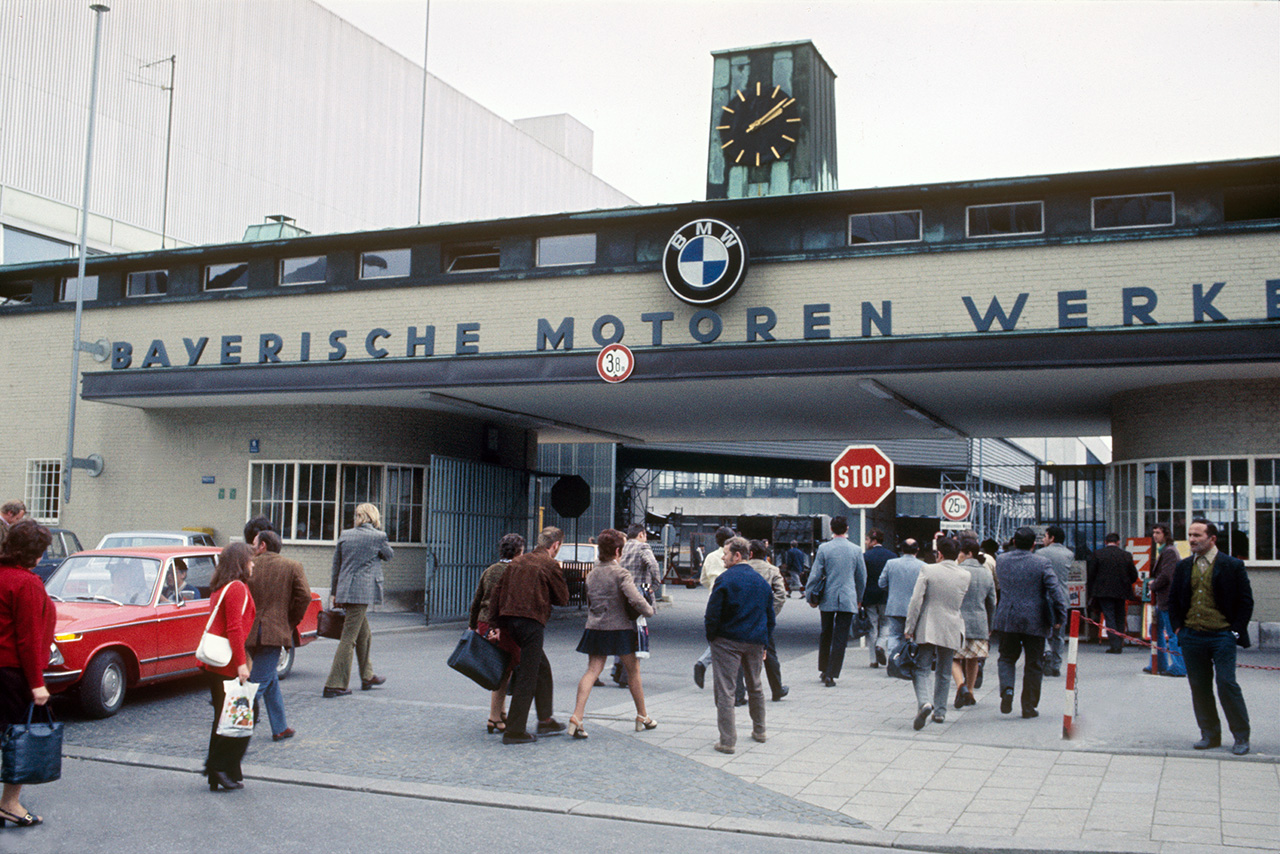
[{"xmin": 180, "ymin": 589, "xmax": 196, "ymax": 602}]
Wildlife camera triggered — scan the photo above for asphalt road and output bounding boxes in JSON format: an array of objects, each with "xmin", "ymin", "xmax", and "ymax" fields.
[{"xmin": 11, "ymin": 583, "xmax": 1277, "ymax": 854}]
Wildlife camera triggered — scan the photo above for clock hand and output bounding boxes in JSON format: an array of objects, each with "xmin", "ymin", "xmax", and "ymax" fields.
[
  {"xmin": 745, "ymin": 103, "xmax": 784, "ymax": 133},
  {"xmin": 746, "ymin": 98, "xmax": 793, "ymax": 133}
]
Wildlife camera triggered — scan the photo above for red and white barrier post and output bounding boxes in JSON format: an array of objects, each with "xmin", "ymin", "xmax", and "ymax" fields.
[{"xmin": 1062, "ymin": 609, "xmax": 1080, "ymax": 739}]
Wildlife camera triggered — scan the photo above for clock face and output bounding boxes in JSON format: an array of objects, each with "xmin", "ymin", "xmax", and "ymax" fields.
[{"xmin": 717, "ymin": 82, "xmax": 801, "ymax": 167}]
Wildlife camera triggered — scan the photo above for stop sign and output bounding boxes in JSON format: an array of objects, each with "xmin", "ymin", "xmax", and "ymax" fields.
[{"xmin": 830, "ymin": 445, "xmax": 895, "ymax": 509}]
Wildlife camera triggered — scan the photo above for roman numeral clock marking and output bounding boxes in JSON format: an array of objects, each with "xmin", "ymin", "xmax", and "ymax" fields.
[{"xmin": 718, "ymin": 84, "xmax": 800, "ymax": 168}]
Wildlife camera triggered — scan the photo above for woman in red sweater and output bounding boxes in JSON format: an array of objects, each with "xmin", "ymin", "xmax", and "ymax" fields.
[
  {"xmin": 200, "ymin": 542, "xmax": 257, "ymax": 792},
  {"xmin": 0, "ymin": 521, "xmax": 56, "ymax": 827}
]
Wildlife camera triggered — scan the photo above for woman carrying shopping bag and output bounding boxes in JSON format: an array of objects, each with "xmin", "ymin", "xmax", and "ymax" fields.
[
  {"xmin": 566, "ymin": 529, "xmax": 656, "ymax": 739},
  {"xmin": 199, "ymin": 543, "xmax": 256, "ymax": 791},
  {"xmin": 0, "ymin": 521, "xmax": 56, "ymax": 827}
]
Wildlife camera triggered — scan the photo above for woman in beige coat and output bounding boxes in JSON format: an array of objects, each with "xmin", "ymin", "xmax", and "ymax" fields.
[
  {"xmin": 567, "ymin": 529, "xmax": 656, "ymax": 739},
  {"xmin": 904, "ymin": 537, "xmax": 971, "ymax": 729}
]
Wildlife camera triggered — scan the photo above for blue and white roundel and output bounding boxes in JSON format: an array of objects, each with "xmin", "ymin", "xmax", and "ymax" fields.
[
  {"xmin": 677, "ymin": 235, "xmax": 729, "ymax": 289},
  {"xmin": 662, "ymin": 218, "xmax": 748, "ymax": 306}
]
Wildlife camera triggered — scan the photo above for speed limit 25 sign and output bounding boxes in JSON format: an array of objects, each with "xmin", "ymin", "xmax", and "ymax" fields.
[
  {"xmin": 940, "ymin": 490, "xmax": 972, "ymax": 522},
  {"xmin": 596, "ymin": 343, "xmax": 634, "ymax": 383}
]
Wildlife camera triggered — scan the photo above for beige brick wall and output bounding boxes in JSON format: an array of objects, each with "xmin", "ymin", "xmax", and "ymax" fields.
[{"xmin": 1111, "ymin": 378, "xmax": 1280, "ymax": 461}]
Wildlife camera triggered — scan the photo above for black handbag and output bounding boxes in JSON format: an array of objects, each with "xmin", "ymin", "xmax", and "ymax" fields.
[
  {"xmin": 1, "ymin": 703, "xmax": 63, "ymax": 785},
  {"xmin": 886, "ymin": 640, "xmax": 918, "ymax": 681},
  {"xmin": 317, "ymin": 608, "xmax": 346, "ymax": 640},
  {"xmin": 851, "ymin": 607, "xmax": 873, "ymax": 640},
  {"xmin": 447, "ymin": 628, "xmax": 510, "ymax": 691}
]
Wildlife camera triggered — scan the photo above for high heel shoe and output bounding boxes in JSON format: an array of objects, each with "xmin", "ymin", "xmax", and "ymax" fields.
[
  {"xmin": 0, "ymin": 807, "xmax": 43, "ymax": 827},
  {"xmin": 567, "ymin": 716, "xmax": 588, "ymax": 739},
  {"xmin": 208, "ymin": 771, "xmax": 243, "ymax": 791},
  {"xmin": 486, "ymin": 717, "xmax": 506, "ymax": 734},
  {"xmin": 635, "ymin": 715, "xmax": 657, "ymax": 731}
]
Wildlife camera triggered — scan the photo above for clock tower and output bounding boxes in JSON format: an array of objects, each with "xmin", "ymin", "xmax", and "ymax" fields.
[{"xmin": 706, "ymin": 41, "xmax": 837, "ymax": 200}]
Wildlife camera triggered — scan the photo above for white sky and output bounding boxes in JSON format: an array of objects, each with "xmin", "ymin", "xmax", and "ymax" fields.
[{"xmin": 313, "ymin": 0, "xmax": 1279, "ymax": 206}]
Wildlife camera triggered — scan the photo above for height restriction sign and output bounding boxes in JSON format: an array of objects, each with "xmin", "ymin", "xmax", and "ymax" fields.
[{"xmin": 596, "ymin": 343, "xmax": 634, "ymax": 383}]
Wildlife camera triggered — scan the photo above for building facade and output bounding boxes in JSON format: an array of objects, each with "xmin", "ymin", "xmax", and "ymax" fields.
[{"xmin": 2, "ymin": 157, "xmax": 1277, "ymax": 621}]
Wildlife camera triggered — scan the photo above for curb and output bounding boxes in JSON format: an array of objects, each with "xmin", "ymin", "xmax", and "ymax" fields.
[{"xmin": 64, "ymin": 744, "xmax": 1163, "ymax": 854}]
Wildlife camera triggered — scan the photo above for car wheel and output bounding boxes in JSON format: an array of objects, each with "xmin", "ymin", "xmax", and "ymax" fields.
[
  {"xmin": 276, "ymin": 646, "xmax": 295, "ymax": 680},
  {"xmin": 80, "ymin": 651, "xmax": 127, "ymax": 718}
]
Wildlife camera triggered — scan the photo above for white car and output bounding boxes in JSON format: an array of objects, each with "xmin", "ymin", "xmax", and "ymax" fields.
[{"xmin": 95, "ymin": 530, "xmax": 217, "ymax": 549}]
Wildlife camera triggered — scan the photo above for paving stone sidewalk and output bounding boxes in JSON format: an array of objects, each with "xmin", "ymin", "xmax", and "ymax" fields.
[{"xmin": 588, "ymin": 645, "xmax": 1279, "ymax": 853}]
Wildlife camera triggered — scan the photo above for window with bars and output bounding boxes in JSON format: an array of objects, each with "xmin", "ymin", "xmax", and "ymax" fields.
[
  {"xmin": 248, "ymin": 461, "xmax": 425, "ymax": 544},
  {"xmin": 1254, "ymin": 459, "xmax": 1280, "ymax": 561},
  {"xmin": 1143, "ymin": 461, "xmax": 1186, "ymax": 539},
  {"xmin": 25, "ymin": 459, "xmax": 61, "ymax": 524},
  {"xmin": 1191, "ymin": 459, "xmax": 1249, "ymax": 559}
]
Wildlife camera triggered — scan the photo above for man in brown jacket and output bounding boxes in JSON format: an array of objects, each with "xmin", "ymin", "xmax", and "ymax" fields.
[
  {"xmin": 491, "ymin": 526, "xmax": 570, "ymax": 744},
  {"xmin": 249, "ymin": 530, "xmax": 313, "ymax": 741}
]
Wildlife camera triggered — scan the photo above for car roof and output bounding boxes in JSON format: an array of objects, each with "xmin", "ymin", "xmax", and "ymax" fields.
[
  {"xmin": 98, "ymin": 531, "xmax": 210, "ymax": 538},
  {"xmin": 72, "ymin": 546, "xmax": 222, "ymax": 559}
]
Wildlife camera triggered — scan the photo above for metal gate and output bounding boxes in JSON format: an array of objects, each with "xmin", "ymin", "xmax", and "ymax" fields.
[{"xmin": 425, "ymin": 455, "xmax": 531, "ymax": 623}]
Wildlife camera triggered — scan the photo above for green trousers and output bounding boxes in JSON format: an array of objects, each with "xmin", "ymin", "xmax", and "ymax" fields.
[{"xmin": 326, "ymin": 603, "xmax": 374, "ymax": 688}]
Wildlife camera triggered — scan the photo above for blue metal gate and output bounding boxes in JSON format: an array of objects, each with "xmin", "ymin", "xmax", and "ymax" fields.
[{"xmin": 425, "ymin": 455, "xmax": 531, "ymax": 623}]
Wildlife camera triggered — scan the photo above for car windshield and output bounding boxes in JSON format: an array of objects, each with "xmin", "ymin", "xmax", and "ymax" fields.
[
  {"xmin": 46, "ymin": 555, "xmax": 162, "ymax": 605},
  {"xmin": 560, "ymin": 544, "xmax": 597, "ymax": 563},
  {"xmin": 99, "ymin": 535, "xmax": 183, "ymax": 548}
]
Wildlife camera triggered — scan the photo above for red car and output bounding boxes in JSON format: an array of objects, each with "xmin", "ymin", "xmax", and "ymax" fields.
[{"xmin": 43, "ymin": 547, "xmax": 322, "ymax": 718}]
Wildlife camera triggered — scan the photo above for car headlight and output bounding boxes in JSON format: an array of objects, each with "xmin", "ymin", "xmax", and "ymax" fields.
[{"xmin": 48, "ymin": 643, "xmax": 64, "ymax": 667}]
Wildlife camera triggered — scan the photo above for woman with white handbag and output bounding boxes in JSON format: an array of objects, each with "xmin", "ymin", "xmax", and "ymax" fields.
[{"xmin": 197, "ymin": 543, "xmax": 256, "ymax": 792}]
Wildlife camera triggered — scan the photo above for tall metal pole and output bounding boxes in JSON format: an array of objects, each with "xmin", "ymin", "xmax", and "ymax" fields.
[
  {"xmin": 65, "ymin": 3, "xmax": 110, "ymax": 505},
  {"xmin": 154, "ymin": 55, "xmax": 176, "ymax": 248},
  {"xmin": 415, "ymin": 0, "xmax": 431, "ymax": 225}
]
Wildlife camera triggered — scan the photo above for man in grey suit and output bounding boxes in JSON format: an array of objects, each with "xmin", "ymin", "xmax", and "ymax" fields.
[
  {"xmin": 992, "ymin": 526, "xmax": 1067, "ymax": 718},
  {"xmin": 807, "ymin": 516, "xmax": 866, "ymax": 687},
  {"xmin": 904, "ymin": 537, "xmax": 971, "ymax": 728},
  {"xmin": 879, "ymin": 539, "xmax": 924, "ymax": 667},
  {"xmin": 1038, "ymin": 525, "xmax": 1074, "ymax": 677}
]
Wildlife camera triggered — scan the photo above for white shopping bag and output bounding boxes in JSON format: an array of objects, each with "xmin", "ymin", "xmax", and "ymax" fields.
[
  {"xmin": 216, "ymin": 680, "xmax": 259, "ymax": 738},
  {"xmin": 635, "ymin": 616, "xmax": 650, "ymax": 659}
]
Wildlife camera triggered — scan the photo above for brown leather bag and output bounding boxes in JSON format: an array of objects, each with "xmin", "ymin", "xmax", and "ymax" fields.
[{"xmin": 316, "ymin": 608, "xmax": 346, "ymax": 640}]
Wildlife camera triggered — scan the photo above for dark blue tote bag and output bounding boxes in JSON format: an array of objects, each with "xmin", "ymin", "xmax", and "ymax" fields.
[
  {"xmin": 447, "ymin": 629, "xmax": 510, "ymax": 691},
  {"xmin": 1, "ymin": 703, "xmax": 63, "ymax": 785}
]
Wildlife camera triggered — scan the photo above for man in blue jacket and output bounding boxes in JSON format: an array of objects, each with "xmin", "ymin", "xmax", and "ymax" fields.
[
  {"xmin": 1169, "ymin": 519, "xmax": 1253, "ymax": 756},
  {"xmin": 705, "ymin": 536, "xmax": 774, "ymax": 754},
  {"xmin": 807, "ymin": 516, "xmax": 866, "ymax": 687}
]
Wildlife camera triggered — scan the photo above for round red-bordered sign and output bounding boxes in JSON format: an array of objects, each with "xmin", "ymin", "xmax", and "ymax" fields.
[
  {"xmin": 596, "ymin": 343, "xmax": 634, "ymax": 383},
  {"xmin": 940, "ymin": 490, "xmax": 972, "ymax": 522}
]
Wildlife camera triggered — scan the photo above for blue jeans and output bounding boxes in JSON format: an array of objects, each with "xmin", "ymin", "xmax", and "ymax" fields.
[
  {"xmin": 1156, "ymin": 610, "xmax": 1186, "ymax": 676},
  {"xmin": 1179, "ymin": 628, "xmax": 1249, "ymax": 741},
  {"xmin": 249, "ymin": 646, "xmax": 287, "ymax": 736}
]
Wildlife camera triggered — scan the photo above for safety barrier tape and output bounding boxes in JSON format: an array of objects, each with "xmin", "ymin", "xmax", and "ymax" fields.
[{"xmin": 1077, "ymin": 613, "xmax": 1280, "ymax": 672}]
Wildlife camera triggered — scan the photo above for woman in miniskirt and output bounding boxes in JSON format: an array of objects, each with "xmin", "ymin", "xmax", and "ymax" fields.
[{"xmin": 567, "ymin": 529, "xmax": 656, "ymax": 739}]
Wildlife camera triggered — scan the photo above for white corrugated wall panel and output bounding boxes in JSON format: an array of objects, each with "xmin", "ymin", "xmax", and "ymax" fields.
[{"xmin": 1, "ymin": 0, "xmax": 634, "ymax": 249}]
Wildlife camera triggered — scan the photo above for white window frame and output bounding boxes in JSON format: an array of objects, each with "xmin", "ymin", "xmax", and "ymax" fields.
[
  {"xmin": 847, "ymin": 210, "xmax": 923, "ymax": 246},
  {"xmin": 279, "ymin": 256, "xmax": 327, "ymax": 286},
  {"xmin": 1090, "ymin": 192, "xmax": 1175, "ymax": 231},
  {"xmin": 536, "ymin": 233, "xmax": 597, "ymax": 267},
  {"xmin": 246, "ymin": 460, "xmax": 427, "ymax": 545},
  {"xmin": 1108, "ymin": 453, "xmax": 1277, "ymax": 567},
  {"xmin": 359, "ymin": 249, "xmax": 411, "ymax": 280},
  {"xmin": 965, "ymin": 200, "xmax": 1045, "ymax": 238},
  {"xmin": 204, "ymin": 262, "xmax": 249, "ymax": 291},
  {"xmin": 24, "ymin": 458, "xmax": 61, "ymax": 524},
  {"xmin": 126, "ymin": 269, "xmax": 169, "ymax": 298},
  {"xmin": 60, "ymin": 275, "xmax": 99, "ymax": 302}
]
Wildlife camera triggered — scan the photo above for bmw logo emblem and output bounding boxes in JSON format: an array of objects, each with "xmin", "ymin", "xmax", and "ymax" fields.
[{"xmin": 663, "ymin": 218, "xmax": 748, "ymax": 306}]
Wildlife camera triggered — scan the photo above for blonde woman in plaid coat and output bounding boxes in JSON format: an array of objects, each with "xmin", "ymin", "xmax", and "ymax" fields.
[{"xmin": 323, "ymin": 503, "xmax": 393, "ymax": 697}]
